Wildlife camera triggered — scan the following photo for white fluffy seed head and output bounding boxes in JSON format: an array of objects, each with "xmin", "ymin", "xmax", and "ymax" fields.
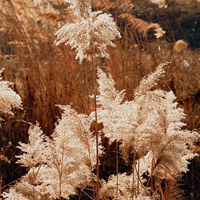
[{"xmin": 55, "ymin": 1, "xmax": 121, "ymax": 63}]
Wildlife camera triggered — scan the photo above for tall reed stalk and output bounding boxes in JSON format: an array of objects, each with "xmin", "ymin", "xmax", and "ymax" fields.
[
  {"xmin": 91, "ymin": 54, "xmax": 99, "ymax": 199},
  {"xmin": 54, "ymin": 1, "xmax": 121, "ymax": 199}
]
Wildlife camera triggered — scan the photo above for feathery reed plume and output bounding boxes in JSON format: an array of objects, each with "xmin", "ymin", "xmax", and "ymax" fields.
[
  {"xmin": 100, "ymin": 173, "xmax": 151, "ymax": 200},
  {"xmin": 54, "ymin": 2, "xmax": 121, "ymax": 199},
  {"xmin": 134, "ymin": 63, "xmax": 167, "ymax": 96},
  {"xmin": 54, "ymin": 0, "xmax": 121, "ymax": 63},
  {"xmin": 96, "ymin": 64, "xmax": 199, "ymax": 198},
  {"xmin": 65, "ymin": 0, "xmax": 91, "ymax": 19},
  {"xmin": 3, "ymin": 106, "xmax": 102, "ymax": 199},
  {"xmin": 2, "ymin": 124, "xmax": 50, "ymax": 200},
  {"xmin": 2, "ymin": 63, "xmax": 199, "ymax": 199},
  {"xmin": 0, "ymin": 68, "xmax": 22, "ymax": 118},
  {"xmin": 0, "ymin": 68, "xmax": 22, "ymax": 164},
  {"xmin": 119, "ymin": 13, "xmax": 166, "ymax": 39},
  {"xmin": 1, "ymin": 1, "xmax": 199, "ymax": 199}
]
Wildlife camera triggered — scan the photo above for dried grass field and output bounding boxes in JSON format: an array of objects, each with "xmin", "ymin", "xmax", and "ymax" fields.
[{"xmin": 0, "ymin": 0, "xmax": 200, "ymax": 199}]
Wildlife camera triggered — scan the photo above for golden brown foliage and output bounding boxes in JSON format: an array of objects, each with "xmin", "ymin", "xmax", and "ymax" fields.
[{"xmin": 0, "ymin": 0, "xmax": 200, "ymax": 199}]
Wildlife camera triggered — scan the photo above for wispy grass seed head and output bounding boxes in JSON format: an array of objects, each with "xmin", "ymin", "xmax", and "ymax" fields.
[
  {"xmin": 0, "ymin": 68, "xmax": 22, "ymax": 118},
  {"xmin": 65, "ymin": 0, "xmax": 92, "ymax": 19},
  {"xmin": 55, "ymin": 0, "xmax": 121, "ymax": 63}
]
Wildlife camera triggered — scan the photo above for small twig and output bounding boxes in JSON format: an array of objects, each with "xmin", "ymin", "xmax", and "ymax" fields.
[
  {"xmin": 80, "ymin": 188, "xmax": 94, "ymax": 200},
  {"xmin": 1, "ymin": 177, "xmax": 21, "ymax": 190}
]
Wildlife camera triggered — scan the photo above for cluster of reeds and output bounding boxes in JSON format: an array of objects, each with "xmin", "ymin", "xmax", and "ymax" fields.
[{"xmin": 0, "ymin": 0, "xmax": 200, "ymax": 199}]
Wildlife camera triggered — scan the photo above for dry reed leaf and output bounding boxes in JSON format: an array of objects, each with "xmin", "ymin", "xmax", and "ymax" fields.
[
  {"xmin": 0, "ymin": 155, "xmax": 9, "ymax": 163},
  {"xmin": 91, "ymin": 0, "xmax": 109, "ymax": 8},
  {"xmin": 9, "ymin": 0, "xmax": 35, "ymax": 17},
  {"xmin": 0, "ymin": 0, "xmax": 38, "ymax": 25},
  {"xmin": 11, "ymin": 0, "xmax": 34, "ymax": 7},
  {"xmin": 119, "ymin": 13, "xmax": 165, "ymax": 38},
  {"xmin": 33, "ymin": 0, "xmax": 49, "ymax": 5},
  {"xmin": 0, "ymin": 0, "xmax": 69, "ymax": 27},
  {"xmin": 37, "ymin": 13, "xmax": 64, "ymax": 24},
  {"xmin": 37, "ymin": 8, "xmax": 79, "ymax": 24},
  {"xmin": 104, "ymin": 0, "xmax": 134, "ymax": 12},
  {"xmin": 51, "ymin": 0, "xmax": 66, "ymax": 4},
  {"xmin": 0, "ymin": 1, "xmax": 14, "ymax": 15},
  {"xmin": 173, "ymin": 40, "xmax": 188, "ymax": 53}
]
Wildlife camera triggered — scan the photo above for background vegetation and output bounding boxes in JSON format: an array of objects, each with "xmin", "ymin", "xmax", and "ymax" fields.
[{"xmin": 0, "ymin": 0, "xmax": 200, "ymax": 199}]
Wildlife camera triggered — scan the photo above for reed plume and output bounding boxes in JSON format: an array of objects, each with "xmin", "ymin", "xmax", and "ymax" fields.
[
  {"xmin": 119, "ymin": 13, "xmax": 166, "ymax": 39},
  {"xmin": 0, "ymin": 68, "xmax": 22, "ymax": 118},
  {"xmin": 54, "ymin": 0, "xmax": 121, "ymax": 63}
]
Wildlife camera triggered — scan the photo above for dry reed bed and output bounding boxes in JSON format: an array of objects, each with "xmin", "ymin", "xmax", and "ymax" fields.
[{"xmin": 0, "ymin": 0, "xmax": 200, "ymax": 199}]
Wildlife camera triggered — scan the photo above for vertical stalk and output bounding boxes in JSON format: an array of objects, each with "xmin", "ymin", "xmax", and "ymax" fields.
[
  {"xmin": 137, "ymin": 159, "xmax": 140, "ymax": 196},
  {"xmin": 59, "ymin": 149, "xmax": 64, "ymax": 200},
  {"xmin": 84, "ymin": 129, "xmax": 97, "ymax": 199},
  {"xmin": 116, "ymin": 142, "xmax": 119, "ymax": 200},
  {"xmin": 0, "ymin": 176, "xmax": 2, "ymax": 198},
  {"xmin": 131, "ymin": 157, "xmax": 135, "ymax": 200},
  {"xmin": 91, "ymin": 54, "xmax": 99, "ymax": 200},
  {"xmin": 32, "ymin": 168, "xmax": 35, "ymax": 200},
  {"xmin": 158, "ymin": 181, "xmax": 165, "ymax": 200}
]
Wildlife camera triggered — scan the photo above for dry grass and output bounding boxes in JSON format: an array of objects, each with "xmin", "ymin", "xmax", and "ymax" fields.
[{"xmin": 0, "ymin": 0, "xmax": 200, "ymax": 199}]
